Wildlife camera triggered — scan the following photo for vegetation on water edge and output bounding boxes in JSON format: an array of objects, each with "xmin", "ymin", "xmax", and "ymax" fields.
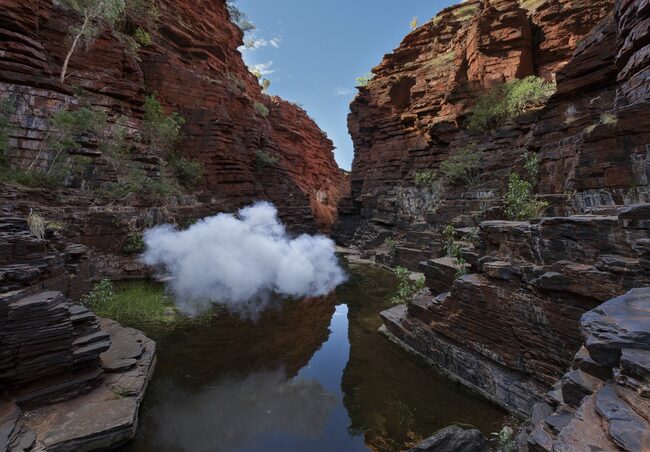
[
  {"xmin": 83, "ymin": 279, "xmax": 179, "ymax": 325},
  {"xmin": 390, "ymin": 266, "xmax": 425, "ymax": 305}
]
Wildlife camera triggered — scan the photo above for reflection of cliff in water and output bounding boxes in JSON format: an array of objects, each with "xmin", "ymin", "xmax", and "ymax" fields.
[
  {"xmin": 139, "ymin": 294, "xmax": 337, "ymax": 391},
  {"xmin": 135, "ymin": 369, "xmax": 337, "ymax": 451},
  {"xmin": 340, "ymin": 263, "xmax": 506, "ymax": 452}
]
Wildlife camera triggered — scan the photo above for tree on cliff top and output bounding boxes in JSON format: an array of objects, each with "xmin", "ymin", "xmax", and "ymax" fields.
[{"xmin": 58, "ymin": 0, "xmax": 127, "ymax": 83}]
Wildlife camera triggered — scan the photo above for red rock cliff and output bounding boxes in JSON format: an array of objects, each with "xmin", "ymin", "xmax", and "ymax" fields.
[
  {"xmin": 339, "ymin": 0, "xmax": 650, "ymax": 436},
  {"xmin": 0, "ymin": 0, "xmax": 345, "ymax": 234}
]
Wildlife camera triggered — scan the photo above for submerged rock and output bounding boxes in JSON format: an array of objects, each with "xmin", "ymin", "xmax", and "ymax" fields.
[{"xmin": 408, "ymin": 425, "xmax": 489, "ymax": 452}]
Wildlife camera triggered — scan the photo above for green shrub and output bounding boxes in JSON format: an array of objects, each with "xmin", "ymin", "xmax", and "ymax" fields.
[
  {"xmin": 468, "ymin": 76, "xmax": 556, "ymax": 134},
  {"xmin": 413, "ymin": 169, "xmax": 437, "ymax": 188},
  {"xmin": 431, "ymin": 50, "xmax": 455, "ymax": 67},
  {"xmin": 142, "ymin": 94, "xmax": 184, "ymax": 155},
  {"xmin": 491, "ymin": 426, "xmax": 516, "ymax": 452},
  {"xmin": 0, "ymin": 98, "xmax": 14, "ymax": 163},
  {"xmin": 123, "ymin": 234, "xmax": 145, "ymax": 254},
  {"xmin": 384, "ymin": 237, "xmax": 397, "ymax": 254},
  {"xmin": 356, "ymin": 73, "xmax": 374, "ymax": 87},
  {"xmin": 443, "ymin": 224, "xmax": 469, "ymax": 277},
  {"xmin": 255, "ymin": 149, "xmax": 278, "ymax": 169},
  {"xmin": 134, "ymin": 27, "xmax": 152, "ymax": 46},
  {"xmin": 504, "ymin": 173, "xmax": 548, "ymax": 220},
  {"xmin": 440, "ymin": 145, "xmax": 481, "ymax": 187},
  {"xmin": 0, "ymin": 166, "xmax": 63, "ymax": 188},
  {"xmin": 453, "ymin": 4, "xmax": 478, "ymax": 21},
  {"xmin": 390, "ymin": 266, "xmax": 425, "ymax": 305},
  {"xmin": 168, "ymin": 155, "xmax": 204, "ymax": 188},
  {"xmin": 253, "ymin": 101, "xmax": 269, "ymax": 118}
]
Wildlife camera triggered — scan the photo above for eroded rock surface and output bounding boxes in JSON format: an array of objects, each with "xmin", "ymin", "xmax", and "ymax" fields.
[
  {"xmin": 1, "ymin": 315, "xmax": 155, "ymax": 452},
  {"xmin": 524, "ymin": 288, "xmax": 650, "ymax": 451}
]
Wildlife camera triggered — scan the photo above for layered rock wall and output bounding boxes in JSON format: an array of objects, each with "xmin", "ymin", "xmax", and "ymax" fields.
[
  {"xmin": 342, "ymin": 0, "xmax": 650, "ymax": 438},
  {"xmin": 0, "ymin": 0, "xmax": 344, "ymax": 244}
]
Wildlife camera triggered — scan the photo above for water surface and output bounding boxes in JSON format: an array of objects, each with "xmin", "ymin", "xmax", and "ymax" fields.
[{"xmin": 121, "ymin": 262, "xmax": 506, "ymax": 452}]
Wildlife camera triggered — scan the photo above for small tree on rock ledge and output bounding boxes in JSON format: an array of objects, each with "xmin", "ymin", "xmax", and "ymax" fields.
[{"xmin": 58, "ymin": 0, "xmax": 127, "ymax": 83}]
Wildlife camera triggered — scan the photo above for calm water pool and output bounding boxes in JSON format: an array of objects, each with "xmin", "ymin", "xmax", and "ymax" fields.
[{"xmin": 120, "ymin": 261, "xmax": 506, "ymax": 452}]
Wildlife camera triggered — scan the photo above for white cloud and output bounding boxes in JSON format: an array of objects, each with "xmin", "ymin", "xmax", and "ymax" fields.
[
  {"xmin": 142, "ymin": 202, "xmax": 347, "ymax": 317},
  {"xmin": 334, "ymin": 87, "xmax": 353, "ymax": 97},
  {"xmin": 248, "ymin": 61, "xmax": 275, "ymax": 76}
]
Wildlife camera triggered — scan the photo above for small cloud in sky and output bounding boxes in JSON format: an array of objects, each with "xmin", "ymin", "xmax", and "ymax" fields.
[
  {"xmin": 249, "ymin": 61, "xmax": 274, "ymax": 76},
  {"xmin": 245, "ymin": 36, "xmax": 282, "ymax": 50},
  {"xmin": 334, "ymin": 87, "xmax": 353, "ymax": 97}
]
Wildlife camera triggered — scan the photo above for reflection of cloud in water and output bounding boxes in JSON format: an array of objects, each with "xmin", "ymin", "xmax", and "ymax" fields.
[{"xmin": 149, "ymin": 369, "xmax": 337, "ymax": 452}]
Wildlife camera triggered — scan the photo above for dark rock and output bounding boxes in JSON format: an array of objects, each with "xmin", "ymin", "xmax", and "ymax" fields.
[
  {"xmin": 561, "ymin": 370, "xmax": 603, "ymax": 408},
  {"xmin": 594, "ymin": 383, "xmax": 650, "ymax": 451},
  {"xmin": 581, "ymin": 288, "xmax": 650, "ymax": 367},
  {"xmin": 408, "ymin": 425, "xmax": 489, "ymax": 452}
]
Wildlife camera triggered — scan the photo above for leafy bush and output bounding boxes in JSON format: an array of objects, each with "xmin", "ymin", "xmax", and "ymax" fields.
[
  {"xmin": 440, "ymin": 145, "xmax": 482, "ymax": 187},
  {"xmin": 356, "ymin": 73, "xmax": 374, "ymax": 87},
  {"xmin": 83, "ymin": 279, "xmax": 115, "ymax": 307},
  {"xmin": 253, "ymin": 101, "xmax": 269, "ymax": 118},
  {"xmin": 413, "ymin": 169, "xmax": 437, "ymax": 188},
  {"xmin": 467, "ymin": 76, "xmax": 556, "ymax": 134},
  {"xmin": 123, "ymin": 234, "xmax": 145, "ymax": 254},
  {"xmin": 491, "ymin": 426, "xmax": 516, "ymax": 452},
  {"xmin": 384, "ymin": 237, "xmax": 397, "ymax": 254},
  {"xmin": 134, "ymin": 27, "xmax": 152, "ymax": 46},
  {"xmin": 0, "ymin": 166, "xmax": 63, "ymax": 188},
  {"xmin": 443, "ymin": 224, "xmax": 469, "ymax": 277},
  {"xmin": 390, "ymin": 266, "xmax": 425, "ymax": 305},
  {"xmin": 431, "ymin": 50, "xmax": 455, "ymax": 67},
  {"xmin": 0, "ymin": 98, "xmax": 14, "ymax": 163},
  {"xmin": 504, "ymin": 173, "xmax": 548, "ymax": 220},
  {"xmin": 504, "ymin": 152, "xmax": 548, "ymax": 220},
  {"xmin": 453, "ymin": 4, "xmax": 478, "ymax": 21},
  {"xmin": 255, "ymin": 149, "xmax": 278, "ymax": 169},
  {"xmin": 168, "ymin": 155, "xmax": 204, "ymax": 189},
  {"xmin": 142, "ymin": 94, "xmax": 184, "ymax": 155}
]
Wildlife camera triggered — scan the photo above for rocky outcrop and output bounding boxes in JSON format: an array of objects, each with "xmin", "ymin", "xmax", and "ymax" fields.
[
  {"xmin": 382, "ymin": 204, "xmax": 650, "ymax": 418},
  {"xmin": 524, "ymin": 288, "xmax": 650, "ymax": 451},
  {"xmin": 1, "ymin": 316, "xmax": 155, "ymax": 451}
]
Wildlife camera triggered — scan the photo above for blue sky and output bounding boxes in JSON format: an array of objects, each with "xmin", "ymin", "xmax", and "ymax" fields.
[{"xmin": 237, "ymin": 0, "xmax": 459, "ymax": 170}]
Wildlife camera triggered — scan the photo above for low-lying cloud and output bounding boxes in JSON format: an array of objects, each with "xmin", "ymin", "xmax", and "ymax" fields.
[{"xmin": 142, "ymin": 202, "xmax": 346, "ymax": 315}]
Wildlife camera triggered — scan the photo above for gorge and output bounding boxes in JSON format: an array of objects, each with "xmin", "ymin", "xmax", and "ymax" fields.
[{"xmin": 1, "ymin": 0, "xmax": 650, "ymax": 451}]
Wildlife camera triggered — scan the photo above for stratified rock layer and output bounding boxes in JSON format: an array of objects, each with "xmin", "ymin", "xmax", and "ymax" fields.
[
  {"xmin": 524, "ymin": 288, "xmax": 650, "ymax": 451},
  {"xmin": 0, "ymin": 0, "xmax": 345, "ymax": 241},
  {"xmin": 1, "ymin": 316, "xmax": 156, "ymax": 452},
  {"xmin": 346, "ymin": 0, "xmax": 650, "ymax": 448}
]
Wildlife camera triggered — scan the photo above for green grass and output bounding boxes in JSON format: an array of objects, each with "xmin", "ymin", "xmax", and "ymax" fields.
[
  {"xmin": 85, "ymin": 279, "xmax": 176, "ymax": 325},
  {"xmin": 0, "ymin": 166, "xmax": 63, "ymax": 189},
  {"xmin": 84, "ymin": 279, "xmax": 216, "ymax": 328},
  {"xmin": 453, "ymin": 4, "xmax": 478, "ymax": 21}
]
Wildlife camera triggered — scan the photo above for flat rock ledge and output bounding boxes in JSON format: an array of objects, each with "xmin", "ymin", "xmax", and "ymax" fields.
[{"xmin": 1, "ymin": 319, "xmax": 156, "ymax": 452}]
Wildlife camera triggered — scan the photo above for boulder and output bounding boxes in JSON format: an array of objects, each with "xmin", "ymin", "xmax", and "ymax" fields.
[{"xmin": 408, "ymin": 425, "xmax": 489, "ymax": 452}]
